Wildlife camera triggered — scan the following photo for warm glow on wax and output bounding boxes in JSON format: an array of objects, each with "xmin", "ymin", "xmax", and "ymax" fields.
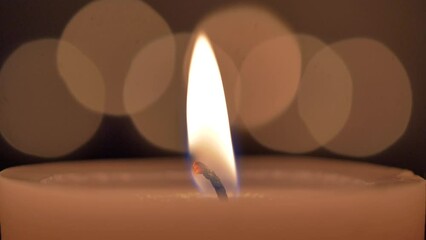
[{"xmin": 186, "ymin": 33, "xmax": 238, "ymax": 196}]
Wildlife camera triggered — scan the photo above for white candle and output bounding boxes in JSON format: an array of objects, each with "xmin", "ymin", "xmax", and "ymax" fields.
[{"xmin": 0, "ymin": 157, "xmax": 424, "ymax": 240}]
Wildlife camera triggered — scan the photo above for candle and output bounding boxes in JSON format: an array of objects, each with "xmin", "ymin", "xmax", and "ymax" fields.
[{"xmin": 0, "ymin": 157, "xmax": 424, "ymax": 240}]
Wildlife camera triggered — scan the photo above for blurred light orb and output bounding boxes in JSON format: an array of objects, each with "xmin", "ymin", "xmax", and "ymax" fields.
[
  {"xmin": 129, "ymin": 33, "xmax": 190, "ymax": 153},
  {"xmin": 247, "ymin": 34, "xmax": 326, "ymax": 153},
  {"xmin": 298, "ymin": 43, "xmax": 353, "ymax": 146},
  {"xmin": 248, "ymin": 104, "xmax": 320, "ymax": 154},
  {"xmin": 57, "ymin": 41, "xmax": 105, "ymax": 113},
  {"xmin": 58, "ymin": 0, "xmax": 172, "ymax": 115},
  {"xmin": 297, "ymin": 34, "xmax": 330, "ymax": 71},
  {"xmin": 123, "ymin": 34, "xmax": 175, "ymax": 114},
  {"xmin": 240, "ymin": 35, "xmax": 301, "ymax": 128},
  {"xmin": 196, "ymin": 5, "xmax": 293, "ymax": 68},
  {"xmin": 0, "ymin": 39, "xmax": 103, "ymax": 158},
  {"xmin": 325, "ymin": 38, "xmax": 412, "ymax": 157}
]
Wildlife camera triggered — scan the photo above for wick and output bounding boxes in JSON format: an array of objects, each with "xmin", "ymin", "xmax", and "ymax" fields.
[{"xmin": 192, "ymin": 161, "xmax": 228, "ymax": 200}]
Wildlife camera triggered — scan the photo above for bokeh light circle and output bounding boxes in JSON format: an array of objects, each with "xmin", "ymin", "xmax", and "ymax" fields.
[
  {"xmin": 123, "ymin": 35, "xmax": 175, "ymax": 114},
  {"xmin": 298, "ymin": 42, "xmax": 353, "ymax": 146},
  {"xmin": 247, "ymin": 34, "xmax": 325, "ymax": 153},
  {"xmin": 129, "ymin": 33, "xmax": 190, "ymax": 153},
  {"xmin": 248, "ymin": 104, "xmax": 321, "ymax": 154},
  {"xmin": 58, "ymin": 0, "xmax": 172, "ymax": 115},
  {"xmin": 325, "ymin": 38, "xmax": 412, "ymax": 157},
  {"xmin": 0, "ymin": 39, "xmax": 103, "ymax": 158},
  {"xmin": 240, "ymin": 35, "xmax": 301, "ymax": 128},
  {"xmin": 57, "ymin": 41, "xmax": 105, "ymax": 113},
  {"xmin": 195, "ymin": 5, "xmax": 293, "ymax": 68}
]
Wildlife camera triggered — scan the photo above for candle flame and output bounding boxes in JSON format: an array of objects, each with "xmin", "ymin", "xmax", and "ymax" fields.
[{"xmin": 186, "ymin": 33, "xmax": 238, "ymax": 196}]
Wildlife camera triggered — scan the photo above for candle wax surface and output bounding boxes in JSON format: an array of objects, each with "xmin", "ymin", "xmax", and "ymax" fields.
[{"xmin": 0, "ymin": 156, "xmax": 424, "ymax": 240}]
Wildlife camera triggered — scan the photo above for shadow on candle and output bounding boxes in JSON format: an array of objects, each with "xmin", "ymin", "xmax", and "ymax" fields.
[{"xmin": 0, "ymin": 39, "xmax": 103, "ymax": 158}]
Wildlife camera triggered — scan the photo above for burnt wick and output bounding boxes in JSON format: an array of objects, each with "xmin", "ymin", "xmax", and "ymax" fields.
[{"xmin": 192, "ymin": 161, "xmax": 228, "ymax": 200}]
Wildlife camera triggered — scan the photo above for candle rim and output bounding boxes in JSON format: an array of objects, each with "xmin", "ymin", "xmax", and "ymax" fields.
[{"xmin": 0, "ymin": 157, "xmax": 422, "ymax": 192}]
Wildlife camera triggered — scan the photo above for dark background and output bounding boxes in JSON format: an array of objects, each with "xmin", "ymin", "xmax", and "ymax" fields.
[{"xmin": 0, "ymin": 0, "xmax": 425, "ymax": 178}]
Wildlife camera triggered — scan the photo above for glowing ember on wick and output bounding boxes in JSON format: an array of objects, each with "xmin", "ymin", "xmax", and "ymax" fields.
[{"xmin": 192, "ymin": 161, "xmax": 228, "ymax": 200}]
